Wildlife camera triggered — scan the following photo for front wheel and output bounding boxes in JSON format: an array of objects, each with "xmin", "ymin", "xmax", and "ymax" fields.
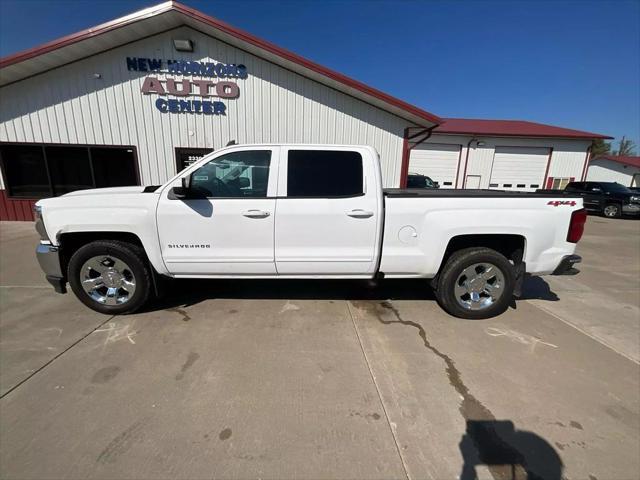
[
  {"xmin": 434, "ymin": 247, "xmax": 515, "ymax": 319},
  {"xmin": 67, "ymin": 240, "xmax": 152, "ymax": 315}
]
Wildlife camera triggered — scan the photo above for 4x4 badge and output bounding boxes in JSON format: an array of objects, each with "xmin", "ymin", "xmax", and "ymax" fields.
[{"xmin": 547, "ymin": 200, "xmax": 577, "ymax": 207}]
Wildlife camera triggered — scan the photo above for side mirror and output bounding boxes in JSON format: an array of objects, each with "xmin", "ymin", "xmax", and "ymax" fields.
[{"xmin": 169, "ymin": 176, "xmax": 191, "ymax": 200}]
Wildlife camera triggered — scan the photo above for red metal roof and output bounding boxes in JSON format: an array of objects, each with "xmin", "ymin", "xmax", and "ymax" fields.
[
  {"xmin": 0, "ymin": 1, "xmax": 441, "ymax": 126},
  {"xmin": 435, "ymin": 118, "xmax": 612, "ymax": 139},
  {"xmin": 591, "ymin": 155, "xmax": 640, "ymax": 168}
]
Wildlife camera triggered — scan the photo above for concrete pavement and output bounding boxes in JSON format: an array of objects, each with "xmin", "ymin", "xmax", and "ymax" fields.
[{"xmin": 0, "ymin": 218, "xmax": 638, "ymax": 479}]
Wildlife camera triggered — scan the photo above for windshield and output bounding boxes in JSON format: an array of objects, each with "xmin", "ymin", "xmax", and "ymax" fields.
[{"xmin": 603, "ymin": 183, "xmax": 631, "ymax": 193}]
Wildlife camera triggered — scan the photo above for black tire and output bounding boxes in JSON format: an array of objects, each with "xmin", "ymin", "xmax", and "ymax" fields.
[
  {"xmin": 602, "ymin": 203, "xmax": 621, "ymax": 218},
  {"xmin": 434, "ymin": 247, "xmax": 515, "ymax": 319},
  {"xmin": 67, "ymin": 240, "xmax": 151, "ymax": 315}
]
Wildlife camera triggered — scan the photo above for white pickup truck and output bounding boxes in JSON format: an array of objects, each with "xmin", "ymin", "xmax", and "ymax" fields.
[{"xmin": 34, "ymin": 144, "xmax": 586, "ymax": 319}]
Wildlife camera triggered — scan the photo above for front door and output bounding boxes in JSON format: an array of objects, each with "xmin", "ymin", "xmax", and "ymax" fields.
[
  {"xmin": 157, "ymin": 148, "xmax": 278, "ymax": 275},
  {"xmin": 274, "ymin": 148, "xmax": 381, "ymax": 275}
]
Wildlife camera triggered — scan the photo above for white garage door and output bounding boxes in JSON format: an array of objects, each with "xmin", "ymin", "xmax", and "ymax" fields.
[
  {"xmin": 409, "ymin": 143, "xmax": 461, "ymax": 188},
  {"xmin": 490, "ymin": 146, "xmax": 550, "ymax": 191}
]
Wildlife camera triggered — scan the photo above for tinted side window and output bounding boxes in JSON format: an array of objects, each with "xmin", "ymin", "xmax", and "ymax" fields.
[
  {"xmin": 0, "ymin": 145, "xmax": 50, "ymax": 198},
  {"xmin": 287, "ymin": 150, "xmax": 363, "ymax": 197},
  {"xmin": 190, "ymin": 150, "xmax": 271, "ymax": 198},
  {"xmin": 565, "ymin": 182, "xmax": 584, "ymax": 191}
]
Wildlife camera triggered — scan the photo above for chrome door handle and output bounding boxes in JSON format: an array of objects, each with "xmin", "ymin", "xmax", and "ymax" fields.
[
  {"xmin": 346, "ymin": 209, "xmax": 374, "ymax": 218},
  {"xmin": 242, "ymin": 210, "xmax": 270, "ymax": 218}
]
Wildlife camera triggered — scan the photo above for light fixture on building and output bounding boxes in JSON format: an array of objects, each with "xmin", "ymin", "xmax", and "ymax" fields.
[
  {"xmin": 173, "ymin": 39, "xmax": 194, "ymax": 52},
  {"xmin": 477, "ymin": 141, "xmax": 486, "ymax": 147},
  {"xmin": 93, "ymin": 73, "xmax": 102, "ymax": 79}
]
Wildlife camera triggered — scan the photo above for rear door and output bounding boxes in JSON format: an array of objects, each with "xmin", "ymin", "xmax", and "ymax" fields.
[
  {"xmin": 274, "ymin": 148, "xmax": 381, "ymax": 275},
  {"xmin": 584, "ymin": 182, "xmax": 605, "ymax": 211}
]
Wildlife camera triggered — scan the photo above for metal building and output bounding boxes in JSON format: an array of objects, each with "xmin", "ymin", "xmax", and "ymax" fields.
[{"xmin": 0, "ymin": 1, "xmax": 611, "ymax": 220}]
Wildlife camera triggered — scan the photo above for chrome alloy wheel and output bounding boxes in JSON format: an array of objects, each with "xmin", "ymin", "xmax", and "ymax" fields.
[
  {"xmin": 454, "ymin": 263, "xmax": 505, "ymax": 311},
  {"xmin": 603, "ymin": 205, "xmax": 619, "ymax": 217},
  {"xmin": 80, "ymin": 255, "xmax": 136, "ymax": 305}
]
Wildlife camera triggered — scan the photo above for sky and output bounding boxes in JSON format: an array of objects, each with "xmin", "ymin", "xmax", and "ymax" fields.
[{"xmin": 0, "ymin": 0, "xmax": 638, "ymax": 150}]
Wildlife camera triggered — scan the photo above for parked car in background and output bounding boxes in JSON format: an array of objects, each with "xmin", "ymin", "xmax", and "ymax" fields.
[
  {"xmin": 537, "ymin": 181, "xmax": 640, "ymax": 218},
  {"xmin": 407, "ymin": 173, "xmax": 439, "ymax": 189}
]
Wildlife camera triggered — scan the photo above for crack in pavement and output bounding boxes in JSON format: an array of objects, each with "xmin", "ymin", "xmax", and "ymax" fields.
[{"xmin": 357, "ymin": 300, "xmax": 535, "ymax": 480}]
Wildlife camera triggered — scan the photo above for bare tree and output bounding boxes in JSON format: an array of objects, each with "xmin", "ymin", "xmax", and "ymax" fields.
[{"xmin": 615, "ymin": 136, "xmax": 636, "ymax": 156}]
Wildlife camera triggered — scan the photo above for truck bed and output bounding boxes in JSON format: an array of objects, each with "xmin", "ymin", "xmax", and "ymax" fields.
[{"xmin": 383, "ymin": 188, "xmax": 579, "ymax": 198}]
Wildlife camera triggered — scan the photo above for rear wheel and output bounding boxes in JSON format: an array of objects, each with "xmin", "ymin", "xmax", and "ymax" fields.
[
  {"xmin": 603, "ymin": 203, "xmax": 621, "ymax": 218},
  {"xmin": 434, "ymin": 247, "xmax": 515, "ymax": 319},
  {"xmin": 67, "ymin": 240, "xmax": 151, "ymax": 315}
]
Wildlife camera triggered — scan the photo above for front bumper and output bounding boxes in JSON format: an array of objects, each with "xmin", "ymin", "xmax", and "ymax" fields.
[
  {"xmin": 622, "ymin": 203, "xmax": 640, "ymax": 215},
  {"xmin": 552, "ymin": 254, "xmax": 582, "ymax": 275},
  {"xmin": 36, "ymin": 243, "xmax": 67, "ymax": 293}
]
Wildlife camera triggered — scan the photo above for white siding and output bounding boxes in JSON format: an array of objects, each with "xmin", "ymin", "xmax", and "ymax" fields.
[
  {"xmin": 425, "ymin": 134, "xmax": 590, "ymax": 190},
  {"xmin": 0, "ymin": 26, "xmax": 409, "ymax": 188},
  {"xmin": 587, "ymin": 160, "xmax": 639, "ymax": 186}
]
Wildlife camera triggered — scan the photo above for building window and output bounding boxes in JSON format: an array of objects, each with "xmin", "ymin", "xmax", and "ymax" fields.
[
  {"xmin": 287, "ymin": 150, "xmax": 363, "ymax": 197},
  {"xmin": 0, "ymin": 143, "xmax": 138, "ymax": 198},
  {"xmin": 548, "ymin": 177, "xmax": 575, "ymax": 190}
]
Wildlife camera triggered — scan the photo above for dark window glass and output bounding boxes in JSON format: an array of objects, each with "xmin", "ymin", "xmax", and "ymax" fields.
[
  {"xmin": 489, "ymin": 183, "xmax": 499, "ymax": 188},
  {"xmin": 190, "ymin": 150, "xmax": 271, "ymax": 198},
  {"xmin": 287, "ymin": 150, "xmax": 362, "ymax": 197},
  {"xmin": 0, "ymin": 145, "xmax": 50, "ymax": 198},
  {"xmin": 565, "ymin": 182, "xmax": 583, "ymax": 191},
  {"xmin": 1, "ymin": 143, "xmax": 139, "ymax": 198},
  {"xmin": 503, "ymin": 184, "xmax": 512, "ymax": 188},
  {"xmin": 517, "ymin": 184, "xmax": 526, "ymax": 188},
  {"xmin": 443, "ymin": 182, "xmax": 452, "ymax": 186},
  {"xmin": 530, "ymin": 184, "xmax": 539, "ymax": 188},
  {"xmin": 91, "ymin": 148, "xmax": 137, "ymax": 188},
  {"xmin": 45, "ymin": 146, "xmax": 93, "ymax": 195}
]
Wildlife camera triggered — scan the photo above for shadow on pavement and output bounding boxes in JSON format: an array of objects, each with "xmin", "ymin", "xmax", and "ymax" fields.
[
  {"xmin": 147, "ymin": 278, "xmax": 435, "ymax": 312},
  {"xmin": 518, "ymin": 276, "xmax": 559, "ymax": 302},
  {"xmin": 143, "ymin": 275, "xmax": 560, "ymax": 314},
  {"xmin": 459, "ymin": 420, "xmax": 563, "ymax": 480}
]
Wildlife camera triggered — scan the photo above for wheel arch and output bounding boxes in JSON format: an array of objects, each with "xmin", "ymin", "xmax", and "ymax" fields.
[
  {"xmin": 58, "ymin": 231, "xmax": 151, "ymax": 278},
  {"xmin": 438, "ymin": 234, "xmax": 526, "ymax": 275}
]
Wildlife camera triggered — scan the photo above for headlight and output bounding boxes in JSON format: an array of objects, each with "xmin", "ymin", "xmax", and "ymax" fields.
[
  {"xmin": 631, "ymin": 196, "xmax": 640, "ymax": 202},
  {"xmin": 33, "ymin": 205, "xmax": 50, "ymax": 242}
]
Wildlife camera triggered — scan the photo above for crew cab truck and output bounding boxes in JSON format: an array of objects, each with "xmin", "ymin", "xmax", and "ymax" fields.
[
  {"xmin": 538, "ymin": 181, "xmax": 640, "ymax": 218},
  {"xmin": 34, "ymin": 144, "xmax": 586, "ymax": 319}
]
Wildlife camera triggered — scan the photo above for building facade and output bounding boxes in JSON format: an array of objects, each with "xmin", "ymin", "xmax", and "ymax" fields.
[
  {"xmin": 0, "ymin": 1, "xmax": 610, "ymax": 220},
  {"xmin": 587, "ymin": 156, "xmax": 640, "ymax": 187}
]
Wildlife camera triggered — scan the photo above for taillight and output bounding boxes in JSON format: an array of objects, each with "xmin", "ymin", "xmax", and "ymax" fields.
[{"xmin": 567, "ymin": 208, "xmax": 587, "ymax": 243}]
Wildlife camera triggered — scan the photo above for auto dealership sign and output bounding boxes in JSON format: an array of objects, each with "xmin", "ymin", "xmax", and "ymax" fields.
[{"xmin": 127, "ymin": 57, "xmax": 247, "ymax": 115}]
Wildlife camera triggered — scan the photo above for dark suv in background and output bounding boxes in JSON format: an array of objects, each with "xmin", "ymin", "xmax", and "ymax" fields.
[{"xmin": 561, "ymin": 182, "xmax": 640, "ymax": 218}]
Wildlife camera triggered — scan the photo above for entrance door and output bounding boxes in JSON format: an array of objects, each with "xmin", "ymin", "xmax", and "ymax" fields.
[
  {"xmin": 274, "ymin": 148, "xmax": 381, "ymax": 275},
  {"xmin": 175, "ymin": 147, "xmax": 214, "ymax": 173},
  {"xmin": 157, "ymin": 147, "xmax": 278, "ymax": 275},
  {"xmin": 465, "ymin": 175, "xmax": 481, "ymax": 189}
]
